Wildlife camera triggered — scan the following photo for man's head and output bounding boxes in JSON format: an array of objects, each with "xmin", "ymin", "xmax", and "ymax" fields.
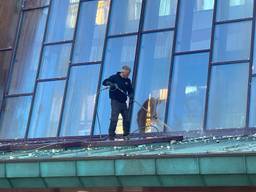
[{"xmin": 120, "ymin": 65, "xmax": 131, "ymax": 78}]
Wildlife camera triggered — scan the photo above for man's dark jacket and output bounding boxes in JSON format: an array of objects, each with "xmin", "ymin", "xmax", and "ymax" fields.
[{"xmin": 103, "ymin": 72, "xmax": 134, "ymax": 103}]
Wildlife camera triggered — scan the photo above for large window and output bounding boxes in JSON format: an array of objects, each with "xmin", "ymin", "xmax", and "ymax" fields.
[
  {"xmin": 28, "ymin": 81, "xmax": 65, "ymax": 138},
  {"xmin": 216, "ymin": 0, "xmax": 253, "ymax": 21},
  {"xmin": 60, "ymin": 65, "xmax": 100, "ymax": 136},
  {"xmin": 109, "ymin": 0, "xmax": 142, "ymax": 35},
  {"xmin": 39, "ymin": 43, "xmax": 72, "ymax": 79},
  {"xmin": 207, "ymin": 63, "xmax": 249, "ymax": 129},
  {"xmin": 45, "ymin": 0, "xmax": 79, "ymax": 43},
  {"xmin": 143, "ymin": 0, "xmax": 177, "ymax": 31},
  {"xmin": 167, "ymin": 53, "xmax": 209, "ymax": 131},
  {"xmin": 0, "ymin": 96, "xmax": 32, "ymax": 139},
  {"xmin": 176, "ymin": 0, "xmax": 214, "ymax": 52},
  {"xmin": 8, "ymin": 8, "xmax": 48, "ymax": 95},
  {"xmin": 72, "ymin": 0, "xmax": 110, "ymax": 63},
  {"xmin": 131, "ymin": 31, "xmax": 174, "ymax": 133},
  {"xmin": 213, "ymin": 21, "xmax": 252, "ymax": 62},
  {"xmin": 94, "ymin": 35, "xmax": 137, "ymax": 135}
]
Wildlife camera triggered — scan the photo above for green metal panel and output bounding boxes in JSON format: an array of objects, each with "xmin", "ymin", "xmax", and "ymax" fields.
[
  {"xmin": 203, "ymin": 174, "xmax": 250, "ymax": 186},
  {"xmin": 44, "ymin": 177, "xmax": 81, "ymax": 188},
  {"xmin": 80, "ymin": 176, "xmax": 120, "ymax": 187},
  {"xmin": 40, "ymin": 161, "xmax": 76, "ymax": 177},
  {"xmin": 0, "ymin": 179, "xmax": 11, "ymax": 188},
  {"xmin": 0, "ymin": 164, "xmax": 5, "ymax": 178},
  {"xmin": 159, "ymin": 175, "xmax": 205, "ymax": 187},
  {"xmin": 6, "ymin": 162, "xmax": 39, "ymax": 178},
  {"xmin": 9, "ymin": 178, "xmax": 46, "ymax": 188},
  {"xmin": 200, "ymin": 157, "xmax": 246, "ymax": 174},
  {"xmin": 246, "ymin": 156, "xmax": 256, "ymax": 174},
  {"xmin": 118, "ymin": 176, "xmax": 161, "ymax": 187},
  {"xmin": 115, "ymin": 159, "xmax": 155, "ymax": 176},
  {"xmin": 77, "ymin": 160, "xmax": 115, "ymax": 176},
  {"xmin": 157, "ymin": 158, "xmax": 199, "ymax": 175}
]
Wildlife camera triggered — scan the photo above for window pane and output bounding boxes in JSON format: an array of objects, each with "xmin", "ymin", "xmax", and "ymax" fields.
[
  {"xmin": 23, "ymin": 0, "xmax": 50, "ymax": 9},
  {"xmin": 176, "ymin": 0, "xmax": 214, "ymax": 52},
  {"xmin": 216, "ymin": 0, "xmax": 253, "ymax": 21},
  {"xmin": 94, "ymin": 35, "xmax": 137, "ymax": 135},
  {"xmin": 207, "ymin": 63, "xmax": 249, "ymax": 129},
  {"xmin": 28, "ymin": 80, "xmax": 65, "ymax": 138},
  {"xmin": 109, "ymin": 0, "xmax": 142, "ymax": 35},
  {"xmin": 0, "ymin": 0, "xmax": 20, "ymax": 49},
  {"xmin": 39, "ymin": 43, "xmax": 72, "ymax": 79},
  {"xmin": 0, "ymin": 96, "xmax": 32, "ymax": 139},
  {"xmin": 249, "ymin": 77, "xmax": 256, "ymax": 127},
  {"xmin": 9, "ymin": 8, "xmax": 48, "ymax": 94},
  {"xmin": 0, "ymin": 51, "xmax": 12, "ymax": 106},
  {"xmin": 60, "ymin": 65, "xmax": 100, "ymax": 136},
  {"xmin": 167, "ymin": 53, "xmax": 209, "ymax": 132},
  {"xmin": 131, "ymin": 31, "xmax": 174, "ymax": 133},
  {"xmin": 73, "ymin": 0, "xmax": 110, "ymax": 63},
  {"xmin": 143, "ymin": 0, "xmax": 177, "ymax": 30},
  {"xmin": 45, "ymin": 0, "xmax": 79, "ymax": 42},
  {"xmin": 213, "ymin": 21, "xmax": 252, "ymax": 62}
]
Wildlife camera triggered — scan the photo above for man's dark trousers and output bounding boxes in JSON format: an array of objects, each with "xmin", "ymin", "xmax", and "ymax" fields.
[{"xmin": 109, "ymin": 99, "xmax": 130, "ymax": 138}]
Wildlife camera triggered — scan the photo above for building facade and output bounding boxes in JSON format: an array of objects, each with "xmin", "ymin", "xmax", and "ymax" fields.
[{"xmin": 1, "ymin": 0, "xmax": 256, "ymax": 191}]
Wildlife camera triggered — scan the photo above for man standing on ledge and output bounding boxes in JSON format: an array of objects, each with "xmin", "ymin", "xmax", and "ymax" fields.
[{"xmin": 103, "ymin": 65, "xmax": 134, "ymax": 140}]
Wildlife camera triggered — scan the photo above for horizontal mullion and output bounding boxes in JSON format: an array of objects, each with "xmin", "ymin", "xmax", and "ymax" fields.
[
  {"xmin": 211, "ymin": 59, "xmax": 250, "ymax": 66},
  {"xmin": 5, "ymin": 93, "xmax": 34, "ymax": 98},
  {"xmin": 36, "ymin": 77, "xmax": 67, "ymax": 83},
  {"xmin": 71, "ymin": 61, "xmax": 102, "ymax": 67},
  {"xmin": 43, "ymin": 40, "xmax": 73, "ymax": 46},
  {"xmin": 22, "ymin": 5, "xmax": 49, "ymax": 12},
  {"xmin": 142, "ymin": 27, "xmax": 175, "ymax": 34},
  {"xmin": 215, "ymin": 17, "xmax": 253, "ymax": 25},
  {"xmin": 0, "ymin": 47, "xmax": 12, "ymax": 52},
  {"xmin": 174, "ymin": 49, "xmax": 210, "ymax": 56},
  {"xmin": 108, "ymin": 32, "xmax": 138, "ymax": 39}
]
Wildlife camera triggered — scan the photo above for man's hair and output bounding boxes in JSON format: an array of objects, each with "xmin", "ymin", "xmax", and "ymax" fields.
[{"xmin": 121, "ymin": 65, "xmax": 131, "ymax": 72}]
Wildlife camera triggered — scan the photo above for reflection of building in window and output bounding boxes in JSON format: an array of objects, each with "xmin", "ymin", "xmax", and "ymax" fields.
[
  {"xmin": 66, "ymin": 0, "xmax": 79, "ymax": 29},
  {"xmin": 96, "ymin": 0, "xmax": 110, "ymax": 25},
  {"xmin": 230, "ymin": 0, "xmax": 245, "ymax": 6},
  {"xmin": 159, "ymin": 0, "xmax": 171, "ymax": 16},
  {"xmin": 128, "ymin": 0, "xmax": 142, "ymax": 21},
  {"xmin": 196, "ymin": 0, "xmax": 214, "ymax": 11}
]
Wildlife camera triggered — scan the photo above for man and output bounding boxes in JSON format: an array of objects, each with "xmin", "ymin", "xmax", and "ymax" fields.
[{"xmin": 102, "ymin": 65, "xmax": 134, "ymax": 140}]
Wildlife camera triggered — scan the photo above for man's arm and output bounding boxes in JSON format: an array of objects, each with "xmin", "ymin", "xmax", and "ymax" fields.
[{"xmin": 102, "ymin": 75, "xmax": 115, "ymax": 86}]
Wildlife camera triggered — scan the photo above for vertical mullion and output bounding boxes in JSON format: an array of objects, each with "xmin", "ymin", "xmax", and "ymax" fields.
[
  {"xmin": 128, "ymin": 0, "xmax": 146, "ymax": 133},
  {"xmin": 90, "ymin": 0, "xmax": 113, "ymax": 136},
  {"xmin": 24, "ymin": 2, "xmax": 52, "ymax": 139},
  {"xmin": 56, "ymin": 0, "xmax": 83, "ymax": 137},
  {"xmin": 245, "ymin": 2, "xmax": 256, "ymax": 129},
  {"xmin": 163, "ymin": 0, "xmax": 180, "ymax": 131},
  {"xmin": 0, "ymin": 0, "xmax": 24, "ymax": 118},
  {"xmin": 202, "ymin": 0, "xmax": 218, "ymax": 131}
]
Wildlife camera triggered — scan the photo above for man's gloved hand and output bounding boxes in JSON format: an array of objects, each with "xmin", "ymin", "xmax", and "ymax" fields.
[{"xmin": 128, "ymin": 93, "xmax": 134, "ymax": 104}]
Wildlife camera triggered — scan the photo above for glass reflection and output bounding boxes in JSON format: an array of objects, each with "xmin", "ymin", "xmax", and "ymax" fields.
[
  {"xmin": 249, "ymin": 77, "xmax": 256, "ymax": 127},
  {"xmin": 167, "ymin": 53, "xmax": 209, "ymax": 131},
  {"xmin": 60, "ymin": 64, "xmax": 100, "ymax": 136},
  {"xmin": 45, "ymin": 0, "xmax": 79, "ymax": 42},
  {"xmin": 109, "ymin": 0, "xmax": 142, "ymax": 35},
  {"xmin": 216, "ymin": 0, "xmax": 253, "ymax": 21},
  {"xmin": 0, "ymin": 96, "xmax": 32, "ymax": 139},
  {"xmin": 23, "ymin": 0, "xmax": 50, "ymax": 9},
  {"xmin": 131, "ymin": 31, "xmax": 173, "ymax": 133},
  {"xmin": 28, "ymin": 80, "xmax": 65, "ymax": 138},
  {"xmin": 39, "ymin": 43, "xmax": 72, "ymax": 79},
  {"xmin": 9, "ymin": 8, "xmax": 48, "ymax": 94},
  {"xmin": 176, "ymin": 0, "xmax": 214, "ymax": 52},
  {"xmin": 143, "ymin": 0, "xmax": 177, "ymax": 30},
  {"xmin": 94, "ymin": 35, "xmax": 137, "ymax": 135},
  {"xmin": 73, "ymin": 0, "xmax": 110, "ymax": 63},
  {"xmin": 213, "ymin": 21, "xmax": 252, "ymax": 62},
  {"xmin": 207, "ymin": 63, "xmax": 249, "ymax": 129}
]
